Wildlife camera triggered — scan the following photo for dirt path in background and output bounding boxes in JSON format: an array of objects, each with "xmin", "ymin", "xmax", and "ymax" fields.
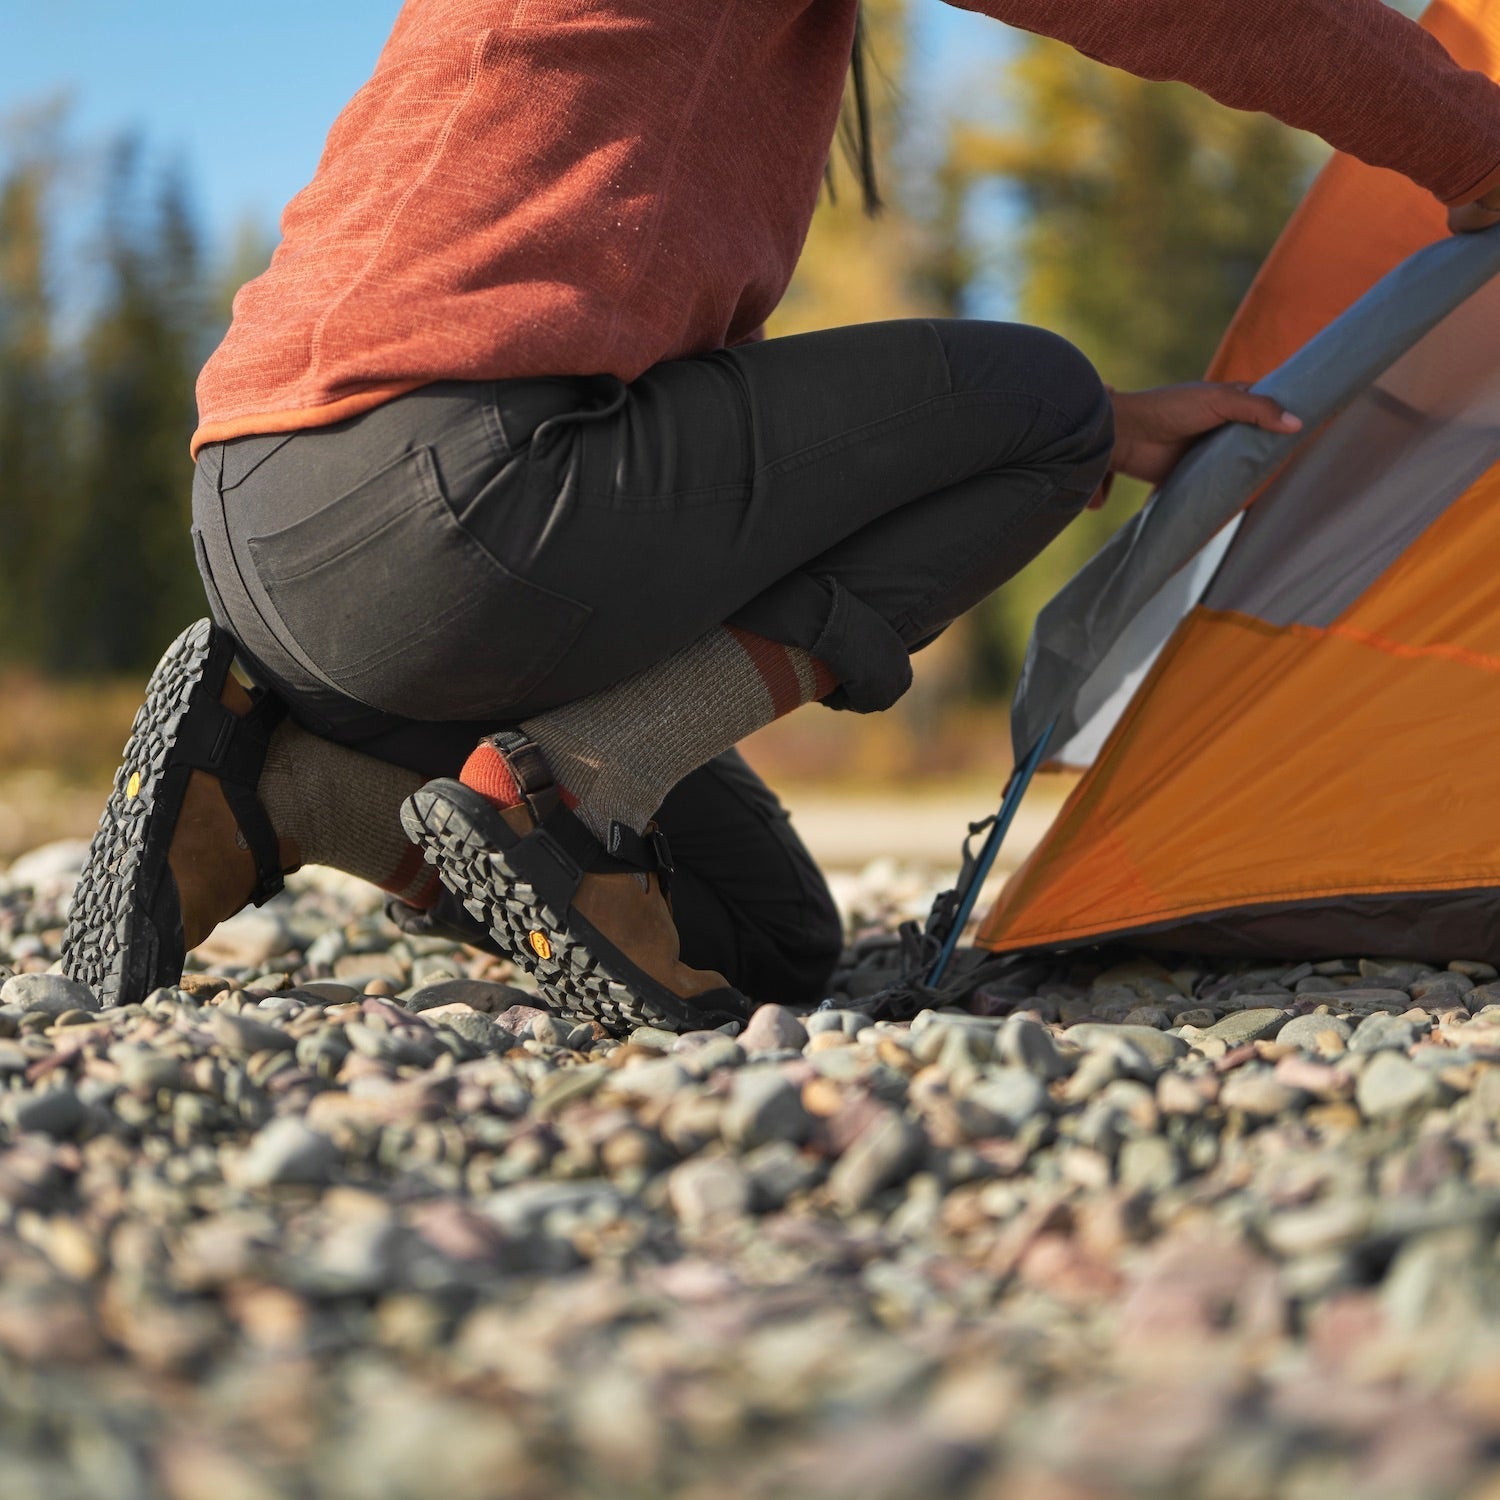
[
  {"xmin": 2, "ymin": 774, "xmax": 1077, "ymax": 877},
  {"xmin": 0, "ymin": 774, "xmax": 114, "ymax": 864},
  {"xmin": 774, "ymin": 781, "xmax": 1072, "ymax": 874}
]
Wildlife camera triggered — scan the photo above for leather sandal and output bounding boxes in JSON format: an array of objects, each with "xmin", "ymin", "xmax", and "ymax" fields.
[
  {"xmin": 399, "ymin": 731, "xmax": 753, "ymax": 1036},
  {"xmin": 62, "ymin": 619, "xmax": 287, "ymax": 1007}
]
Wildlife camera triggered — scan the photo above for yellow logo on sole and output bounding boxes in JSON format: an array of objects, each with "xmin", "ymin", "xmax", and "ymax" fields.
[
  {"xmin": 126, "ymin": 772, "xmax": 141, "ymax": 799},
  {"xmin": 528, "ymin": 931, "xmax": 553, "ymax": 961}
]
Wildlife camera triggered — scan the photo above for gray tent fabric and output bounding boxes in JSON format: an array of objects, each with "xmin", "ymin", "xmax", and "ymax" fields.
[
  {"xmin": 1053, "ymin": 262, "xmax": 1500, "ymax": 767},
  {"xmin": 1203, "ymin": 275, "xmax": 1500, "ymax": 628},
  {"xmin": 1053, "ymin": 519, "xmax": 1237, "ymax": 766},
  {"xmin": 1010, "ymin": 225, "xmax": 1500, "ymax": 762}
]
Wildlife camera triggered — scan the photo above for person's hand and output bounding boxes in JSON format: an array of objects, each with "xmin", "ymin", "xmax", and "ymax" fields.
[
  {"xmin": 1449, "ymin": 184, "xmax": 1500, "ymax": 234},
  {"xmin": 1108, "ymin": 382, "xmax": 1303, "ymax": 489}
]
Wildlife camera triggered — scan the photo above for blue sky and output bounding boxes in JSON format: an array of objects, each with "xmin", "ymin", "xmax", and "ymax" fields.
[
  {"xmin": 2, "ymin": 0, "xmax": 407, "ymax": 248},
  {"xmin": 2, "ymin": 1, "xmax": 1008, "ymax": 255}
]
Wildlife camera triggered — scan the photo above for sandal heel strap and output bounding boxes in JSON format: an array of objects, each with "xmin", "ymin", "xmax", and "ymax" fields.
[
  {"xmin": 481, "ymin": 729, "xmax": 561, "ymax": 825},
  {"xmin": 477, "ymin": 730, "xmax": 674, "ymax": 893},
  {"xmin": 166, "ymin": 638, "xmax": 289, "ymax": 907}
]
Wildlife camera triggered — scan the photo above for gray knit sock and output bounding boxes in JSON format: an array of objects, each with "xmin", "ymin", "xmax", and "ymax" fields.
[
  {"xmin": 511, "ymin": 626, "xmax": 834, "ymax": 845},
  {"xmin": 257, "ymin": 720, "xmax": 440, "ymax": 906}
]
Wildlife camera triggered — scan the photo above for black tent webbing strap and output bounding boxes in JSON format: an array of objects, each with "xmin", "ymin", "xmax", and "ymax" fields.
[{"xmin": 925, "ymin": 723, "xmax": 1055, "ymax": 987}]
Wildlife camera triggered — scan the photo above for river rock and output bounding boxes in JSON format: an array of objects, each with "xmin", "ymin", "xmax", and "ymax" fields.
[
  {"xmin": 1328, "ymin": 988, "xmax": 1413, "ymax": 1016},
  {"xmin": 1262, "ymin": 1197, "xmax": 1375, "ymax": 1257},
  {"xmin": 739, "ymin": 1004, "xmax": 809, "ymax": 1054},
  {"xmin": 1064, "ymin": 1023, "xmax": 1186, "ymax": 1071},
  {"xmin": 827, "ymin": 1109, "xmax": 925, "ymax": 1212},
  {"xmin": 668, "ymin": 1156, "xmax": 751, "ymax": 1229},
  {"xmin": 191, "ymin": 908, "xmax": 289, "ymax": 970},
  {"xmin": 421, "ymin": 1004, "xmax": 513, "ymax": 1054},
  {"xmin": 0, "ymin": 973, "xmax": 100, "ymax": 1017},
  {"xmin": 211, "ymin": 1009, "xmax": 295, "ymax": 1056},
  {"xmin": 609, "ymin": 1058, "xmax": 693, "ymax": 1100},
  {"xmin": 114, "ymin": 1046, "xmax": 183, "ymax": 1095},
  {"xmin": 345, "ymin": 1022, "xmax": 439, "ymax": 1068},
  {"xmin": 741, "ymin": 1141, "xmax": 822, "ymax": 1210},
  {"xmin": 1410, "ymin": 972, "xmax": 1474, "ymax": 1006},
  {"xmin": 1220, "ymin": 1069, "xmax": 1306, "ymax": 1119},
  {"xmin": 236, "ymin": 1118, "xmax": 340, "ymax": 1187},
  {"xmin": 721, "ymin": 1069, "xmax": 812, "ymax": 1149},
  {"xmin": 5, "ymin": 1086, "xmax": 85, "ymax": 1137},
  {"xmin": 1450, "ymin": 960, "xmax": 1498, "ymax": 982},
  {"xmin": 1277, "ymin": 1014, "xmax": 1354, "ymax": 1051},
  {"xmin": 1205, "ymin": 1008, "xmax": 1288, "ymax": 1046},
  {"xmin": 1118, "ymin": 1135, "xmax": 1181, "ymax": 1193},
  {"xmin": 1357, "ymin": 1051, "xmax": 1446, "ymax": 1121},
  {"xmin": 962, "ymin": 1068, "xmax": 1051, "ymax": 1135},
  {"xmin": 399, "ymin": 978, "xmax": 519, "ymax": 1014},
  {"xmin": 1349, "ymin": 1013, "xmax": 1427, "ymax": 1055},
  {"xmin": 999, "ymin": 1016, "xmax": 1072, "ymax": 1080},
  {"xmin": 4, "ymin": 840, "xmax": 87, "ymax": 893}
]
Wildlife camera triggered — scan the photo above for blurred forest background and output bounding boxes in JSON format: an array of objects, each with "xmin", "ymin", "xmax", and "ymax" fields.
[{"xmin": 0, "ymin": 0, "xmax": 1321, "ymax": 850}]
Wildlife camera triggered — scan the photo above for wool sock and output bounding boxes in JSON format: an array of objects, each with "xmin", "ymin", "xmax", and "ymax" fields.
[
  {"xmin": 257, "ymin": 720, "xmax": 442, "ymax": 907},
  {"xmin": 462, "ymin": 626, "xmax": 836, "ymax": 845}
]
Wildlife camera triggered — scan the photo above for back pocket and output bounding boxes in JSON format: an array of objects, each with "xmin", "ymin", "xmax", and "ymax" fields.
[{"xmin": 247, "ymin": 445, "xmax": 589, "ymax": 720}]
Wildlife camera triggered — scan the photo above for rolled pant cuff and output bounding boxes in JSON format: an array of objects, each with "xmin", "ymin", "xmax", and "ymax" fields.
[{"xmin": 730, "ymin": 572, "xmax": 912, "ymax": 714}]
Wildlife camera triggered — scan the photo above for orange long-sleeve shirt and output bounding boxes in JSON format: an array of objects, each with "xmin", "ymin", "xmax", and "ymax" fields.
[{"xmin": 192, "ymin": 0, "xmax": 1500, "ymax": 456}]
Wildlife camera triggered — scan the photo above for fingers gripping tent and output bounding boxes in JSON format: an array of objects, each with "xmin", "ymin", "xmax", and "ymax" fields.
[{"xmin": 973, "ymin": 0, "xmax": 1500, "ymax": 965}]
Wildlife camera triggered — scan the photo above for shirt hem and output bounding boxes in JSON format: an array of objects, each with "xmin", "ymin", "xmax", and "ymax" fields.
[{"xmin": 190, "ymin": 381, "xmax": 429, "ymax": 458}]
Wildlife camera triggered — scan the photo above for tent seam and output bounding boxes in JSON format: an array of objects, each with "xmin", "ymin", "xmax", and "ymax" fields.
[{"xmin": 1197, "ymin": 606, "xmax": 1500, "ymax": 680}]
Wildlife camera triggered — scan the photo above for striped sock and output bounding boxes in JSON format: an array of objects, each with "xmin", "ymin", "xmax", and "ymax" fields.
[
  {"xmin": 257, "ymin": 721, "xmax": 442, "ymax": 908},
  {"xmin": 461, "ymin": 627, "xmax": 835, "ymax": 845}
]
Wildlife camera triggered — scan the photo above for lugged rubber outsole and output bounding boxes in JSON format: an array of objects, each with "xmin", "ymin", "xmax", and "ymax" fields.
[
  {"xmin": 60, "ymin": 619, "xmax": 214, "ymax": 1008},
  {"xmin": 400, "ymin": 782, "xmax": 747, "ymax": 1037}
]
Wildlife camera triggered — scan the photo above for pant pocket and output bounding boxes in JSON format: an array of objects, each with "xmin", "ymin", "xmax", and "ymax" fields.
[{"xmin": 246, "ymin": 445, "xmax": 590, "ymax": 721}]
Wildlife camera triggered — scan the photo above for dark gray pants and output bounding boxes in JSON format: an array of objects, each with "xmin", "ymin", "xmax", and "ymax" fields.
[{"xmin": 192, "ymin": 318, "xmax": 1111, "ymax": 1003}]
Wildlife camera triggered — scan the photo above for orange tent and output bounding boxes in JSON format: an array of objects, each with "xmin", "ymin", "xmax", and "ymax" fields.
[{"xmin": 976, "ymin": 0, "xmax": 1500, "ymax": 962}]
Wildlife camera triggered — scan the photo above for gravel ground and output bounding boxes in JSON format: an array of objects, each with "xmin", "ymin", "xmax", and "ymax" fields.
[{"xmin": 3, "ymin": 840, "xmax": 1500, "ymax": 1500}]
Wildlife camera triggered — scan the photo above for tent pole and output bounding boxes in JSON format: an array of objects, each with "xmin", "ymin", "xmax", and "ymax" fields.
[{"xmin": 926, "ymin": 722, "xmax": 1054, "ymax": 988}]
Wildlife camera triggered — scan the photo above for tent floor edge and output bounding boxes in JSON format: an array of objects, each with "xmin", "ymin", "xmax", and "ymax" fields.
[{"xmin": 981, "ymin": 884, "xmax": 1500, "ymax": 968}]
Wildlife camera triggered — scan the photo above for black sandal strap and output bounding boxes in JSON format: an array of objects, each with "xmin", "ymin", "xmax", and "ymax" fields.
[
  {"xmin": 167, "ymin": 670, "xmax": 288, "ymax": 907},
  {"xmin": 534, "ymin": 803, "xmax": 673, "ymax": 882},
  {"xmin": 604, "ymin": 821, "xmax": 674, "ymax": 882},
  {"xmin": 535, "ymin": 805, "xmax": 673, "ymax": 877},
  {"xmin": 483, "ymin": 730, "xmax": 560, "ymax": 824},
  {"xmin": 482, "ymin": 730, "xmax": 675, "ymax": 900}
]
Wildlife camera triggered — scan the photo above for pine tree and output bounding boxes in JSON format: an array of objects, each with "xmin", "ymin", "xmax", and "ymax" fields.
[
  {"xmin": 0, "ymin": 113, "xmax": 68, "ymax": 665},
  {"xmin": 54, "ymin": 142, "xmax": 208, "ymax": 673},
  {"xmin": 955, "ymin": 39, "xmax": 1318, "ymax": 690}
]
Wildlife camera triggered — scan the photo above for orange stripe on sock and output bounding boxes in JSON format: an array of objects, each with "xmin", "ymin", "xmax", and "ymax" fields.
[
  {"xmin": 407, "ymin": 868, "xmax": 443, "ymax": 908},
  {"xmin": 726, "ymin": 627, "xmax": 803, "ymax": 719},
  {"xmin": 383, "ymin": 842, "xmax": 439, "ymax": 908}
]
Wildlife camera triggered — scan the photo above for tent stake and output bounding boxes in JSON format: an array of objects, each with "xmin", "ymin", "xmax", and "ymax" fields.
[{"xmin": 926, "ymin": 722, "xmax": 1054, "ymax": 988}]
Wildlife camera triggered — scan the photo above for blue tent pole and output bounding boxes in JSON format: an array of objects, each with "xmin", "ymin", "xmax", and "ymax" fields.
[{"xmin": 926, "ymin": 722, "xmax": 1055, "ymax": 988}]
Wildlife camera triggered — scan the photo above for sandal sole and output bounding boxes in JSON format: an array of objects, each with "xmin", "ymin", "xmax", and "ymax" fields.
[
  {"xmin": 61, "ymin": 619, "xmax": 216, "ymax": 1007},
  {"xmin": 401, "ymin": 782, "xmax": 745, "ymax": 1037}
]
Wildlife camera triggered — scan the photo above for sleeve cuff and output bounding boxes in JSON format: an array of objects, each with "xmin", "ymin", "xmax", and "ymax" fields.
[{"xmin": 1444, "ymin": 155, "xmax": 1500, "ymax": 207}]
